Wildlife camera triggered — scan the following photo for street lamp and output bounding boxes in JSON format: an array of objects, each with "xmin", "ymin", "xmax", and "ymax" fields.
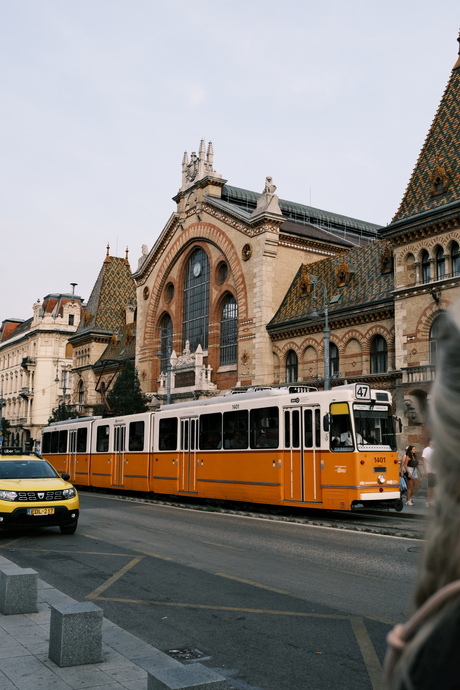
[
  {"xmin": 54, "ymin": 362, "xmax": 71, "ymax": 418},
  {"xmin": 310, "ymin": 275, "xmax": 330, "ymax": 391}
]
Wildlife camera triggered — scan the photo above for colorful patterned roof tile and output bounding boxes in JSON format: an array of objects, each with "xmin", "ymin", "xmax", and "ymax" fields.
[
  {"xmin": 75, "ymin": 255, "xmax": 136, "ymax": 335},
  {"xmin": 392, "ymin": 35, "xmax": 460, "ymax": 222},
  {"xmin": 268, "ymin": 240, "xmax": 393, "ymax": 330}
]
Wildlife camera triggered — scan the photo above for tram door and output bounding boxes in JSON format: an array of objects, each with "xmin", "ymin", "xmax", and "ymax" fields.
[
  {"xmin": 68, "ymin": 429, "xmax": 77, "ymax": 481},
  {"xmin": 283, "ymin": 406, "xmax": 321, "ymax": 503},
  {"xmin": 113, "ymin": 424, "xmax": 126, "ymax": 487},
  {"xmin": 179, "ymin": 417, "xmax": 198, "ymax": 493}
]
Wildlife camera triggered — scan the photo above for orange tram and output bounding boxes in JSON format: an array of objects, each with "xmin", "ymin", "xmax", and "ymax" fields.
[{"xmin": 41, "ymin": 383, "xmax": 403, "ymax": 513}]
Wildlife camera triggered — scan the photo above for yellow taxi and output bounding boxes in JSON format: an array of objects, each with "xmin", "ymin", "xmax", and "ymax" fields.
[{"xmin": 0, "ymin": 447, "xmax": 79, "ymax": 534}]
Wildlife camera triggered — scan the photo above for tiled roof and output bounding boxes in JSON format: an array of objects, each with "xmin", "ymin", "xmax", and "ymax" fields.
[
  {"xmin": 392, "ymin": 37, "xmax": 460, "ymax": 222},
  {"xmin": 0, "ymin": 318, "xmax": 30, "ymax": 343},
  {"xmin": 218, "ymin": 185, "xmax": 382, "ymax": 245},
  {"xmin": 75, "ymin": 256, "xmax": 136, "ymax": 335},
  {"xmin": 268, "ymin": 240, "xmax": 394, "ymax": 330},
  {"xmin": 95, "ymin": 322, "xmax": 136, "ymax": 368}
]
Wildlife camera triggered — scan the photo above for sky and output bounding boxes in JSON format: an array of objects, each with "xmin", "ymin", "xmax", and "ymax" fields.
[{"xmin": 1, "ymin": 0, "xmax": 459, "ymax": 319}]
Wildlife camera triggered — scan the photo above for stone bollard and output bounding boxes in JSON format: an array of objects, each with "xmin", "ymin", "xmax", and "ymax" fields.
[
  {"xmin": 147, "ymin": 662, "xmax": 228, "ymax": 690},
  {"xmin": 0, "ymin": 567, "xmax": 38, "ymax": 615},
  {"xmin": 49, "ymin": 601, "xmax": 103, "ymax": 667}
]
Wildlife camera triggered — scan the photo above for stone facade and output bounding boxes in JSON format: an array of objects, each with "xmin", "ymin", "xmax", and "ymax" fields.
[{"xmin": 0, "ymin": 293, "xmax": 83, "ymax": 447}]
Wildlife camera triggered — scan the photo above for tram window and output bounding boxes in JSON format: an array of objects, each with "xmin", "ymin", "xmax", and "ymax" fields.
[
  {"xmin": 96, "ymin": 425, "xmax": 110, "ymax": 452},
  {"xmin": 58, "ymin": 430, "xmax": 68, "ymax": 453},
  {"xmin": 129, "ymin": 421, "xmax": 145, "ymax": 451},
  {"xmin": 50, "ymin": 431, "xmax": 59, "ymax": 453},
  {"xmin": 42, "ymin": 433, "xmax": 51, "ymax": 454},
  {"xmin": 159, "ymin": 418, "xmax": 178, "ymax": 450},
  {"xmin": 76, "ymin": 427, "xmax": 87, "ymax": 453},
  {"xmin": 304, "ymin": 410, "xmax": 313, "ymax": 448},
  {"xmin": 223, "ymin": 410, "xmax": 248, "ymax": 449},
  {"xmin": 200, "ymin": 413, "xmax": 222, "ymax": 450},
  {"xmin": 330, "ymin": 403, "xmax": 353, "ymax": 451},
  {"xmin": 315, "ymin": 409, "xmax": 321, "ymax": 447},
  {"xmin": 284, "ymin": 411, "xmax": 290, "ymax": 447},
  {"xmin": 250, "ymin": 407, "xmax": 279, "ymax": 448}
]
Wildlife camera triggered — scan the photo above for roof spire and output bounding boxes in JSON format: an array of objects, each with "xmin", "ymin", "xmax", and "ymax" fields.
[{"xmin": 454, "ymin": 29, "xmax": 460, "ymax": 69}]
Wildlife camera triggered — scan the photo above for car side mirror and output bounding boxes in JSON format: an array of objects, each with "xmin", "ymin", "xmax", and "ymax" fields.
[
  {"xmin": 62, "ymin": 472, "xmax": 70, "ymax": 481},
  {"xmin": 323, "ymin": 413, "xmax": 331, "ymax": 432}
]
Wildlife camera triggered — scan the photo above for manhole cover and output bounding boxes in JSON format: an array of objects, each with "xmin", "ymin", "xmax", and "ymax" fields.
[{"xmin": 166, "ymin": 648, "xmax": 208, "ymax": 661}]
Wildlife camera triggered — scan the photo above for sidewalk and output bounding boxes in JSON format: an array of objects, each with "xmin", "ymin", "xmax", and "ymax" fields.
[{"xmin": 0, "ymin": 554, "xmax": 187, "ymax": 690}]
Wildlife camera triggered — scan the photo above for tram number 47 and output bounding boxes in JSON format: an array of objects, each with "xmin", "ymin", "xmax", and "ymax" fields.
[{"xmin": 355, "ymin": 383, "xmax": 370, "ymax": 400}]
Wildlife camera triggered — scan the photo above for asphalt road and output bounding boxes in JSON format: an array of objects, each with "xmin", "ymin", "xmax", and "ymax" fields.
[{"xmin": 0, "ymin": 492, "xmax": 423, "ymax": 690}]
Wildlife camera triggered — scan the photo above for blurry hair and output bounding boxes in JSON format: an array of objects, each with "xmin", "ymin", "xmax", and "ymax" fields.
[{"xmin": 413, "ymin": 303, "xmax": 460, "ymax": 608}]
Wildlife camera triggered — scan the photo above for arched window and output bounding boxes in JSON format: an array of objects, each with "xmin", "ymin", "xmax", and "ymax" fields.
[
  {"xmin": 370, "ymin": 335, "xmax": 388, "ymax": 374},
  {"xmin": 220, "ymin": 295, "xmax": 238, "ymax": 366},
  {"xmin": 159, "ymin": 314, "xmax": 173, "ymax": 372},
  {"xmin": 421, "ymin": 250, "xmax": 431, "ymax": 283},
  {"xmin": 183, "ymin": 248, "xmax": 210, "ymax": 351},
  {"xmin": 286, "ymin": 350, "xmax": 298, "ymax": 383},
  {"xmin": 78, "ymin": 380, "xmax": 84, "ymax": 405},
  {"xmin": 329, "ymin": 343, "xmax": 339, "ymax": 377},
  {"xmin": 452, "ymin": 242, "xmax": 460, "ymax": 276},
  {"xmin": 430, "ymin": 314, "xmax": 444, "ymax": 364},
  {"xmin": 435, "ymin": 247, "xmax": 445, "ymax": 280}
]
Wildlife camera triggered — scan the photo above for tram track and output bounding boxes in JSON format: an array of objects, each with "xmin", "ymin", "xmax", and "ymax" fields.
[{"xmin": 79, "ymin": 486, "xmax": 427, "ymax": 540}]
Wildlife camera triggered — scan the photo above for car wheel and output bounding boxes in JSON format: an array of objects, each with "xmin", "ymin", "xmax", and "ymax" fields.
[
  {"xmin": 394, "ymin": 498, "xmax": 404, "ymax": 512},
  {"xmin": 60, "ymin": 522, "xmax": 78, "ymax": 535}
]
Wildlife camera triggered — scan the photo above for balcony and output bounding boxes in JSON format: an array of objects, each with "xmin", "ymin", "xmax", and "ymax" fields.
[
  {"xmin": 19, "ymin": 387, "xmax": 33, "ymax": 399},
  {"xmin": 21, "ymin": 357, "xmax": 36, "ymax": 370},
  {"xmin": 401, "ymin": 365, "xmax": 436, "ymax": 385}
]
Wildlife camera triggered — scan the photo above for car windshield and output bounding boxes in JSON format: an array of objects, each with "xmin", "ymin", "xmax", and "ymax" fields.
[{"xmin": 0, "ymin": 460, "xmax": 60, "ymax": 480}]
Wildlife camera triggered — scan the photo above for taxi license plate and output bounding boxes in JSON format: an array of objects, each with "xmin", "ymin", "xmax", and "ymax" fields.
[{"xmin": 27, "ymin": 508, "xmax": 55, "ymax": 516}]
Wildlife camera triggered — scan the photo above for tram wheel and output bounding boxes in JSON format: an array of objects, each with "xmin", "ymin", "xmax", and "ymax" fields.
[{"xmin": 394, "ymin": 498, "xmax": 404, "ymax": 512}]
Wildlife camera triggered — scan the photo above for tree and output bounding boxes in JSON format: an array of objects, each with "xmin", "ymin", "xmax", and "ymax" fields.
[
  {"xmin": 48, "ymin": 404, "xmax": 80, "ymax": 424},
  {"xmin": 106, "ymin": 360, "xmax": 148, "ymax": 416}
]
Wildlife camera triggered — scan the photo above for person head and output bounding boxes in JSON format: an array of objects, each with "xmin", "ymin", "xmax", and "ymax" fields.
[{"xmin": 405, "ymin": 445, "xmax": 415, "ymax": 458}]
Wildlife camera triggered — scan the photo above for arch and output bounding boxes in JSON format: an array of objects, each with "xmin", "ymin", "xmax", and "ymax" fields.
[
  {"xmin": 141, "ymin": 223, "xmax": 249, "ymax": 366},
  {"xmin": 329, "ymin": 342, "xmax": 339, "ymax": 378},
  {"xmin": 429, "ymin": 312, "xmax": 446, "ymax": 365},
  {"xmin": 158, "ymin": 312, "xmax": 173, "ymax": 372},
  {"xmin": 302, "ymin": 345, "xmax": 318, "ymax": 380},
  {"xmin": 182, "ymin": 247, "xmax": 210, "ymax": 351},
  {"xmin": 420, "ymin": 249, "xmax": 431, "ymax": 283},
  {"xmin": 344, "ymin": 337, "xmax": 363, "ymax": 376},
  {"xmin": 451, "ymin": 240, "xmax": 460, "ymax": 276}
]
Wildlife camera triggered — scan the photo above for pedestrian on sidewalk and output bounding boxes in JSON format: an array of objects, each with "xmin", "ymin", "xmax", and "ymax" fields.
[
  {"xmin": 384, "ymin": 304, "xmax": 460, "ymax": 689},
  {"xmin": 422, "ymin": 439, "xmax": 436, "ymax": 507},
  {"xmin": 401, "ymin": 445, "xmax": 420, "ymax": 506}
]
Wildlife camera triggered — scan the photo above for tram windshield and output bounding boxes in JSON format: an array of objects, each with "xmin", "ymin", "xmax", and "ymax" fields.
[
  {"xmin": 329, "ymin": 402, "xmax": 397, "ymax": 451},
  {"xmin": 353, "ymin": 404, "xmax": 397, "ymax": 451}
]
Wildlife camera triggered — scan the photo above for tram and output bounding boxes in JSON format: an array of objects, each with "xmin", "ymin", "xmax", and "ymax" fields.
[{"xmin": 41, "ymin": 383, "xmax": 402, "ymax": 512}]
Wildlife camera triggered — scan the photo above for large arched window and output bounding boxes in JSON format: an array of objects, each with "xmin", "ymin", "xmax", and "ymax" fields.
[
  {"xmin": 421, "ymin": 250, "xmax": 431, "ymax": 283},
  {"xmin": 220, "ymin": 295, "xmax": 238, "ymax": 366},
  {"xmin": 429, "ymin": 314, "xmax": 444, "ymax": 364},
  {"xmin": 452, "ymin": 242, "xmax": 460, "ymax": 276},
  {"xmin": 159, "ymin": 313, "xmax": 173, "ymax": 372},
  {"xmin": 329, "ymin": 343, "xmax": 339, "ymax": 377},
  {"xmin": 370, "ymin": 335, "xmax": 388, "ymax": 374},
  {"xmin": 435, "ymin": 247, "xmax": 445, "ymax": 280},
  {"xmin": 183, "ymin": 248, "xmax": 210, "ymax": 351},
  {"xmin": 286, "ymin": 350, "xmax": 298, "ymax": 383}
]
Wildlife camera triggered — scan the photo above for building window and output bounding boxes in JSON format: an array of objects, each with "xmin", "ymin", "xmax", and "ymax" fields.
[
  {"xmin": 421, "ymin": 250, "xmax": 431, "ymax": 283},
  {"xmin": 452, "ymin": 242, "xmax": 460, "ymax": 276},
  {"xmin": 370, "ymin": 335, "xmax": 388, "ymax": 374},
  {"xmin": 78, "ymin": 380, "xmax": 84, "ymax": 405},
  {"xmin": 430, "ymin": 314, "xmax": 444, "ymax": 364},
  {"xmin": 329, "ymin": 343, "xmax": 339, "ymax": 377},
  {"xmin": 220, "ymin": 295, "xmax": 238, "ymax": 366},
  {"xmin": 159, "ymin": 314, "xmax": 173, "ymax": 372},
  {"xmin": 183, "ymin": 248, "xmax": 210, "ymax": 351},
  {"xmin": 286, "ymin": 350, "xmax": 298, "ymax": 383},
  {"xmin": 435, "ymin": 247, "xmax": 445, "ymax": 280},
  {"xmin": 68, "ymin": 314, "xmax": 74, "ymax": 325}
]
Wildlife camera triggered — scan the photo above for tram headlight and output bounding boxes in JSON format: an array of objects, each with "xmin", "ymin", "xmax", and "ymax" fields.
[{"xmin": 377, "ymin": 474, "xmax": 386, "ymax": 484}]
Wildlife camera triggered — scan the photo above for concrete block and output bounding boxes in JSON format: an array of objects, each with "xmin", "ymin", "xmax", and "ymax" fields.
[
  {"xmin": 49, "ymin": 601, "xmax": 103, "ymax": 667},
  {"xmin": 0, "ymin": 567, "xmax": 38, "ymax": 614},
  {"xmin": 147, "ymin": 662, "xmax": 228, "ymax": 690}
]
